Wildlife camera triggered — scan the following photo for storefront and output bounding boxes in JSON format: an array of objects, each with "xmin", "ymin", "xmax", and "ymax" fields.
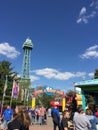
[{"xmin": 74, "ymin": 79, "xmax": 98, "ymax": 111}]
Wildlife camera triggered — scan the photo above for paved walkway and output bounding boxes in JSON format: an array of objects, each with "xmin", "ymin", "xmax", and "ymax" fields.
[{"xmin": 30, "ymin": 116, "xmax": 56, "ymax": 130}]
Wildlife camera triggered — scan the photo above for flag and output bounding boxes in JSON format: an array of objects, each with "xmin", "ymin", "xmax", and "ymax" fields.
[
  {"xmin": 12, "ymin": 80, "xmax": 19, "ymax": 98},
  {"xmin": 26, "ymin": 89, "xmax": 30, "ymax": 101},
  {"xmin": 3, "ymin": 76, "xmax": 8, "ymax": 96},
  {"xmin": 21, "ymin": 88, "xmax": 24, "ymax": 101}
]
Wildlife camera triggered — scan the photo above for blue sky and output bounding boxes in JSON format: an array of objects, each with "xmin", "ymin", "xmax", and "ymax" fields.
[{"xmin": 0, "ymin": 0, "xmax": 98, "ymax": 92}]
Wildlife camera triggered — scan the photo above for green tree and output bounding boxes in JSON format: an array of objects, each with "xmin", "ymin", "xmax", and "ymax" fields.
[
  {"xmin": 85, "ymin": 94, "xmax": 95, "ymax": 105},
  {"xmin": 94, "ymin": 69, "xmax": 98, "ymax": 79},
  {"xmin": 36, "ymin": 93, "xmax": 56, "ymax": 108},
  {"xmin": 0, "ymin": 60, "xmax": 18, "ymax": 105},
  {"xmin": 19, "ymin": 78, "xmax": 31, "ymax": 105},
  {"xmin": 66, "ymin": 89, "xmax": 75, "ymax": 97}
]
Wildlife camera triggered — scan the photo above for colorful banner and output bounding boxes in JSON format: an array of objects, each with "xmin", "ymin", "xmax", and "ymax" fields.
[
  {"xmin": 76, "ymin": 94, "xmax": 82, "ymax": 100},
  {"xmin": 32, "ymin": 96, "xmax": 35, "ymax": 108},
  {"xmin": 21, "ymin": 89, "xmax": 24, "ymax": 101},
  {"xmin": 3, "ymin": 77, "xmax": 7, "ymax": 96},
  {"xmin": 12, "ymin": 80, "xmax": 19, "ymax": 98},
  {"xmin": 62, "ymin": 98, "xmax": 66, "ymax": 111}
]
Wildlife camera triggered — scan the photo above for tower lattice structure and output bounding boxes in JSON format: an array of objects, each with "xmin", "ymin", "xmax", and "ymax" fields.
[{"xmin": 22, "ymin": 38, "xmax": 33, "ymax": 79}]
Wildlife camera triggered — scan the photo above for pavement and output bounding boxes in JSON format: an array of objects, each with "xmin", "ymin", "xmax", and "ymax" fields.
[{"xmin": 30, "ymin": 116, "xmax": 56, "ymax": 130}]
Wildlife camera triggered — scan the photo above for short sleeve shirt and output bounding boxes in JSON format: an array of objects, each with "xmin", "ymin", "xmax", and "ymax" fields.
[
  {"xmin": 3, "ymin": 109, "xmax": 13, "ymax": 121},
  {"xmin": 60, "ymin": 117, "xmax": 68, "ymax": 130}
]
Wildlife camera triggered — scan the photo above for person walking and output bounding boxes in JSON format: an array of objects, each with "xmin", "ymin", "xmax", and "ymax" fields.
[
  {"xmin": 48, "ymin": 108, "xmax": 51, "ymax": 117},
  {"xmin": 7, "ymin": 105, "xmax": 31, "ymax": 130},
  {"xmin": 28, "ymin": 106, "xmax": 33, "ymax": 125},
  {"xmin": 40, "ymin": 106, "xmax": 46, "ymax": 125},
  {"xmin": 51, "ymin": 104, "xmax": 60, "ymax": 130},
  {"xmin": 73, "ymin": 106, "xmax": 91, "ymax": 130},
  {"xmin": 2, "ymin": 105, "xmax": 13, "ymax": 130},
  {"xmin": 86, "ymin": 109, "xmax": 98, "ymax": 130}
]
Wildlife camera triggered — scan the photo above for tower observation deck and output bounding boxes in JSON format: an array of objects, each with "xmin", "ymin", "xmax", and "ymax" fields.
[{"xmin": 22, "ymin": 38, "xmax": 33, "ymax": 80}]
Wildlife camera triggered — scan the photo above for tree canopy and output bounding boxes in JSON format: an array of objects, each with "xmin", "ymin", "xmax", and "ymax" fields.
[
  {"xmin": 0, "ymin": 60, "xmax": 18, "ymax": 105},
  {"xmin": 94, "ymin": 69, "xmax": 98, "ymax": 79}
]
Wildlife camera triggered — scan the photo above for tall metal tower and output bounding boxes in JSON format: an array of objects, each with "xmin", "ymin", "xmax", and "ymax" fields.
[{"xmin": 22, "ymin": 38, "xmax": 33, "ymax": 79}]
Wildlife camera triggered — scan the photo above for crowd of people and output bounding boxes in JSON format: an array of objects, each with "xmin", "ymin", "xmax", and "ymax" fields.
[
  {"xmin": 0, "ymin": 105, "xmax": 31, "ymax": 130},
  {"xmin": 51, "ymin": 104, "xmax": 98, "ymax": 130},
  {"xmin": 0, "ymin": 105, "xmax": 47, "ymax": 130},
  {"xmin": 28, "ymin": 105, "xmax": 47, "ymax": 125},
  {"xmin": 0, "ymin": 104, "xmax": 98, "ymax": 130}
]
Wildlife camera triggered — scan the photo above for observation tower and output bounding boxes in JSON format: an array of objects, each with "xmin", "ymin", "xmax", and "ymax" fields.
[{"xmin": 22, "ymin": 38, "xmax": 33, "ymax": 79}]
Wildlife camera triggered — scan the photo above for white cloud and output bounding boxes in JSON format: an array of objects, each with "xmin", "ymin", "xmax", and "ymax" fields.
[
  {"xmin": 77, "ymin": 2, "xmax": 97, "ymax": 24},
  {"xmin": 79, "ymin": 7, "xmax": 87, "ymax": 16},
  {"xmin": 89, "ymin": 11, "xmax": 97, "ymax": 18},
  {"xmin": 75, "ymin": 72, "xmax": 86, "ymax": 77},
  {"xmin": 88, "ymin": 72, "xmax": 94, "ymax": 78},
  {"xmin": 80, "ymin": 45, "xmax": 98, "ymax": 59},
  {"xmin": 77, "ymin": 18, "xmax": 82, "ymax": 24},
  {"xmin": 89, "ymin": 0, "xmax": 98, "ymax": 9},
  {"xmin": 87, "ymin": 45, "xmax": 98, "ymax": 51},
  {"xmin": 90, "ymin": 1, "xmax": 95, "ymax": 7},
  {"xmin": 0, "ymin": 42, "xmax": 20, "ymax": 59},
  {"xmin": 95, "ymin": 0, "xmax": 98, "ymax": 9},
  {"xmin": 77, "ymin": 11, "xmax": 96, "ymax": 24},
  {"xmin": 30, "ymin": 75, "xmax": 40, "ymax": 82},
  {"xmin": 33, "ymin": 68, "xmax": 86, "ymax": 81}
]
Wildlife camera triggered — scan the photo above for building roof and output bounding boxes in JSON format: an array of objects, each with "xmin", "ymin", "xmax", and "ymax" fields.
[
  {"xmin": 74, "ymin": 79, "xmax": 98, "ymax": 91},
  {"xmin": 74, "ymin": 79, "xmax": 98, "ymax": 87}
]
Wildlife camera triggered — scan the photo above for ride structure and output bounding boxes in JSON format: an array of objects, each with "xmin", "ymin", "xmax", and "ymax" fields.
[
  {"xmin": 21, "ymin": 38, "xmax": 33, "ymax": 103},
  {"xmin": 22, "ymin": 38, "xmax": 33, "ymax": 79},
  {"xmin": 32, "ymin": 87, "xmax": 66, "ymax": 111}
]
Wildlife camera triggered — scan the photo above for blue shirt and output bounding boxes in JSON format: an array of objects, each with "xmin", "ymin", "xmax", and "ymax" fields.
[
  {"xmin": 51, "ymin": 108, "xmax": 60, "ymax": 120},
  {"xmin": 3, "ymin": 109, "xmax": 13, "ymax": 121},
  {"xmin": 86, "ymin": 115, "xmax": 98, "ymax": 130}
]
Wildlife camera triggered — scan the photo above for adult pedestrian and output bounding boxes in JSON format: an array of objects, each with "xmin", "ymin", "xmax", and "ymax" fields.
[
  {"xmin": 51, "ymin": 104, "xmax": 60, "ymax": 130},
  {"xmin": 86, "ymin": 109, "xmax": 98, "ymax": 130},
  {"xmin": 73, "ymin": 106, "xmax": 91, "ymax": 130},
  {"xmin": 48, "ymin": 108, "xmax": 51, "ymax": 117},
  {"xmin": 35, "ymin": 106, "xmax": 40, "ymax": 124},
  {"xmin": 7, "ymin": 105, "xmax": 31, "ymax": 130},
  {"xmin": 40, "ymin": 106, "xmax": 46, "ymax": 125},
  {"xmin": 60, "ymin": 110, "xmax": 74, "ymax": 130},
  {"xmin": 28, "ymin": 106, "xmax": 34, "ymax": 125},
  {"xmin": 2, "ymin": 105, "xmax": 13, "ymax": 130}
]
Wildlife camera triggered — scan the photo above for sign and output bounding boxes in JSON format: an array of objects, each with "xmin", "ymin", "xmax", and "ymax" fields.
[
  {"xmin": 34, "ymin": 86, "xmax": 64, "ymax": 97},
  {"xmin": 77, "ymin": 100, "xmax": 82, "ymax": 105},
  {"xmin": 76, "ymin": 94, "xmax": 82, "ymax": 100},
  {"xmin": 75, "ymin": 87, "xmax": 82, "ymax": 94},
  {"xmin": 44, "ymin": 86, "xmax": 53, "ymax": 96},
  {"xmin": 75, "ymin": 87, "xmax": 82, "ymax": 106}
]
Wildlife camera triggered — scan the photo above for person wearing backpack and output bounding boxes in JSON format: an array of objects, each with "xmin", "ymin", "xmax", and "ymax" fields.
[{"xmin": 51, "ymin": 104, "xmax": 60, "ymax": 130}]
